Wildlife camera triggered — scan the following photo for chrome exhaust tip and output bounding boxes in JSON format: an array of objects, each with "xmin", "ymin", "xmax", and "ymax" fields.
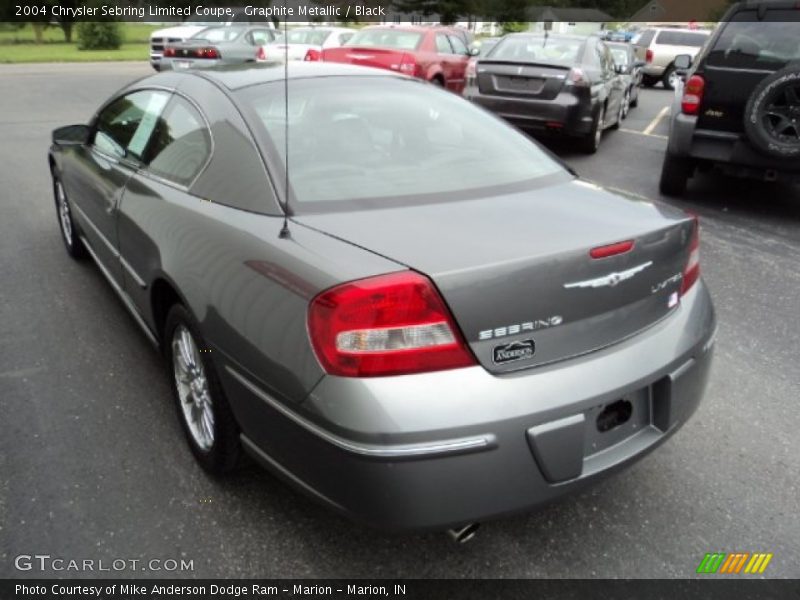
[{"xmin": 447, "ymin": 523, "xmax": 480, "ymax": 544}]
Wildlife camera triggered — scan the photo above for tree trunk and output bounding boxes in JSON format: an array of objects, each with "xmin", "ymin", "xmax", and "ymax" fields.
[
  {"xmin": 32, "ymin": 22, "xmax": 44, "ymax": 44},
  {"xmin": 61, "ymin": 22, "xmax": 73, "ymax": 43}
]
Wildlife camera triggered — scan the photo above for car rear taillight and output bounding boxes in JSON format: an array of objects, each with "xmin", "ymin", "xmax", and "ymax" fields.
[
  {"xmin": 590, "ymin": 240, "xmax": 634, "ymax": 259},
  {"xmin": 196, "ymin": 47, "xmax": 219, "ymax": 59},
  {"xmin": 163, "ymin": 47, "xmax": 175, "ymax": 57},
  {"xmin": 681, "ymin": 74, "xmax": 705, "ymax": 115},
  {"xmin": 396, "ymin": 56, "xmax": 418, "ymax": 77},
  {"xmin": 645, "ymin": 48, "xmax": 654, "ymax": 63},
  {"xmin": 307, "ymin": 271, "xmax": 476, "ymax": 377},
  {"xmin": 256, "ymin": 46, "xmax": 267, "ymax": 61},
  {"xmin": 566, "ymin": 67, "xmax": 590, "ymax": 87},
  {"xmin": 304, "ymin": 48, "xmax": 321, "ymax": 61},
  {"xmin": 680, "ymin": 218, "xmax": 700, "ymax": 296}
]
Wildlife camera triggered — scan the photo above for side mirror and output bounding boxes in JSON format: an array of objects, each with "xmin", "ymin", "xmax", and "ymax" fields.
[
  {"xmin": 52, "ymin": 124, "xmax": 90, "ymax": 146},
  {"xmin": 469, "ymin": 46, "xmax": 480, "ymax": 57},
  {"xmin": 674, "ymin": 54, "xmax": 692, "ymax": 70}
]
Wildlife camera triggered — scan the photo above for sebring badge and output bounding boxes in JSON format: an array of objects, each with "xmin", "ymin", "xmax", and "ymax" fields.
[
  {"xmin": 493, "ymin": 340, "xmax": 535, "ymax": 365},
  {"xmin": 563, "ymin": 261, "xmax": 653, "ymax": 289}
]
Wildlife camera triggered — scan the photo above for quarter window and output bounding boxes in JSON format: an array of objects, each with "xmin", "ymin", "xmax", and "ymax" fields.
[{"xmin": 144, "ymin": 97, "xmax": 211, "ymax": 187}]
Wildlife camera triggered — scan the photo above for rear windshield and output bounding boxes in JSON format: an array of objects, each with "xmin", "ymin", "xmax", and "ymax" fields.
[
  {"xmin": 237, "ymin": 77, "xmax": 565, "ymax": 212},
  {"xmin": 488, "ymin": 36, "xmax": 583, "ymax": 66},
  {"xmin": 706, "ymin": 13, "xmax": 800, "ymax": 69},
  {"xmin": 344, "ymin": 29, "xmax": 422, "ymax": 50},
  {"xmin": 193, "ymin": 27, "xmax": 245, "ymax": 42},
  {"xmin": 281, "ymin": 29, "xmax": 332, "ymax": 46},
  {"xmin": 609, "ymin": 46, "xmax": 630, "ymax": 67},
  {"xmin": 654, "ymin": 30, "xmax": 709, "ymax": 47}
]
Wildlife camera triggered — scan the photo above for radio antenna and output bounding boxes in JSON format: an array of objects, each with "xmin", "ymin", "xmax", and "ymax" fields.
[{"xmin": 279, "ymin": 6, "xmax": 291, "ymax": 239}]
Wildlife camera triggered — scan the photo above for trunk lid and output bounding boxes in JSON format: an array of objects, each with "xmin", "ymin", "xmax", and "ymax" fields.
[
  {"xmin": 322, "ymin": 46, "xmax": 408, "ymax": 72},
  {"xmin": 266, "ymin": 43, "xmax": 320, "ymax": 61},
  {"xmin": 296, "ymin": 180, "xmax": 695, "ymax": 374},
  {"xmin": 476, "ymin": 60, "xmax": 570, "ymax": 100}
]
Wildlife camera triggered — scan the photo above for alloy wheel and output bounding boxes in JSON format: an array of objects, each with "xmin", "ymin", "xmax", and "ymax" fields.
[
  {"xmin": 762, "ymin": 83, "xmax": 800, "ymax": 146},
  {"xmin": 172, "ymin": 324, "xmax": 215, "ymax": 451},
  {"xmin": 56, "ymin": 181, "xmax": 73, "ymax": 247}
]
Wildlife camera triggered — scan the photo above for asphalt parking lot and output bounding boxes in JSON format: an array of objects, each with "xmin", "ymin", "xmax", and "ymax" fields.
[{"xmin": 1, "ymin": 62, "xmax": 798, "ymax": 579}]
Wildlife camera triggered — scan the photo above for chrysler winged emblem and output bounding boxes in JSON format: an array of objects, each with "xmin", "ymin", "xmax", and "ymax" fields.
[{"xmin": 564, "ymin": 261, "xmax": 653, "ymax": 289}]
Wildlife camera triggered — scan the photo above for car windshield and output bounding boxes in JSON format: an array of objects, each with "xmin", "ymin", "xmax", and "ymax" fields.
[
  {"xmin": 194, "ymin": 26, "xmax": 246, "ymax": 43},
  {"xmin": 609, "ymin": 47, "xmax": 629, "ymax": 67},
  {"xmin": 478, "ymin": 39, "xmax": 499, "ymax": 56},
  {"xmin": 706, "ymin": 14, "xmax": 800, "ymax": 69},
  {"xmin": 281, "ymin": 29, "xmax": 332, "ymax": 46},
  {"xmin": 487, "ymin": 36, "xmax": 583, "ymax": 66},
  {"xmin": 344, "ymin": 29, "xmax": 423, "ymax": 50},
  {"xmin": 237, "ymin": 77, "xmax": 565, "ymax": 212}
]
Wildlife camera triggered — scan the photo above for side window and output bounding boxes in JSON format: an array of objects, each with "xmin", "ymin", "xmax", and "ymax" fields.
[
  {"xmin": 94, "ymin": 90, "xmax": 169, "ymax": 160},
  {"xmin": 338, "ymin": 32, "xmax": 353, "ymax": 45},
  {"xmin": 144, "ymin": 97, "xmax": 211, "ymax": 187},
  {"xmin": 249, "ymin": 29, "xmax": 272, "ymax": 46},
  {"xmin": 435, "ymin": 33, "xmax": 453, "ymax": 54},
  {"xmin": 448, "ymin": 34, "xmax": 468, "ymax": 56},
  {"xmin": 601, "ymin": 44, "xmax": 614, "ymax": 74}
]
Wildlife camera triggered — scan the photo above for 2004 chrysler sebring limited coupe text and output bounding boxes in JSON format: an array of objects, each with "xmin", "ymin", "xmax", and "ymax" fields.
[{"xmin": 48, "ymin": 63, "xmax": 715, "ymax": 536}]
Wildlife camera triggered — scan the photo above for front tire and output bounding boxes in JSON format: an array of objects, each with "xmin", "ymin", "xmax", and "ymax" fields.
[
  {"xmin": 659, "ymin": 153, "xmax": 694, "ymax": 196},
  {"xmin": 165, "ymin": 304, "xmax": 241, "ymax": 474},
  {"xmin": 53, "ymin": 174, "xmax": 87, "ymax": 260}
]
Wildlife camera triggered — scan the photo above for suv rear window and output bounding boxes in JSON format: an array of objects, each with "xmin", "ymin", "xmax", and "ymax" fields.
[
  {"xmin": 633, "ymin": 29, "xmax": 655, "ymax": 47},
  {"xmin": 706, "ymin": 12, "xmax": 800, "ymax": 70},
  {"xmin": 655, "ymin": 31, "xmax": 708, "ymax": 47}
]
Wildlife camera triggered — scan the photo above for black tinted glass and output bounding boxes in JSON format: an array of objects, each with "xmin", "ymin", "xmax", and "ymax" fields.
[
  {"xmin": 146, "ymin": 98, "xmax": 210, "ymax": 187},
  {"xmin": 707, "ymin": 14, "xmax": 800, "ymax": 69}
]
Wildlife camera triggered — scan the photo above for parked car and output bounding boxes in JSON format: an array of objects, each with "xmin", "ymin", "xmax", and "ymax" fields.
[
  {"xmin": 465, "ymin": 36, "xmax": 501, "ymax": 87},
  {"xmin": 48, "ymin": 63, "xmax": 715, "ymax": 533},
  {"xmin": 256, "ymin": 26, "xmax": 354, "ymax": 63},
  {"xmin": 660, "ymin": 2, "xmax": 800, "ymax": 196},
  {"xmin": 632, "ymin": 27, "xmax": 711, "ymax": 90},
  {"xmin": 607, "ymin": 41, "xmax": 645, "ymax": 119},
  {"xmin": 161, "ymin": 26, "xmax": 277, "ymax": 71},
  {"xmin": 464, "ymin": 33, "xmax": 626, "ymax": 153},
  {"xmin": 149, "ymin": 11, "xmax": 273, "ymax": 71},
  {"xmin": 321, "ymin": 25, "xmax": 471, "ymax": 93}
]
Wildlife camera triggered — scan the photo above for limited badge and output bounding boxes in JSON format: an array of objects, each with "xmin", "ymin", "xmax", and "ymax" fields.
[{"xmin": 492, "ymin": 339, "xmax": 535, "ymax": 364}]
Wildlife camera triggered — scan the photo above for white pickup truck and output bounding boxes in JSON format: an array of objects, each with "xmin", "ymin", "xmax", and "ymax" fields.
[{"xmin": 150, "ymin": 15, "xmax": 274, "ymax": 71}]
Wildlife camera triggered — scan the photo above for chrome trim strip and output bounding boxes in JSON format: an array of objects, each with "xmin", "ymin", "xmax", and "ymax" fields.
[
  {"xmin": 120, "ymin": 255, "xmax": 147, "ymax": 289},
  {"xmin": 70, "ymin": 202, "xmax": 119, "ymax": 258},
  {"xmin": 79, "ymin": 235, "xmax": 158, "ymax": 348},
  {"xmin": 226, "ymin": 366, "xmax": 496, "ymax": 459}
]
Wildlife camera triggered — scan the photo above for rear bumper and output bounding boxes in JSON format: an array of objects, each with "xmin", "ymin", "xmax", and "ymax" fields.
[
  {"xmin": 643, "ymin": 64, "xmax": 666, "ymax": 78},
  {"xmin": 668, "ymin": 113, "xmax": 800, "ymax": 181},
  {"xmin": 465, "ymin": 85, "xmax": 595, "ymax": 137},
  {"xmin": 222, "ymin": 281, "xmax": 716, "ymax": 531}
]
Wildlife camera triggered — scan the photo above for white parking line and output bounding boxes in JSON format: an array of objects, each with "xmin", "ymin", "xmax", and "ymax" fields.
[
  {"xmin": 643, "ymin": 106, "xmax": 670, "ymax": 136},
  {"xmin": 619, "ymin": 128, "xmax": 668, "ymax": 140}
]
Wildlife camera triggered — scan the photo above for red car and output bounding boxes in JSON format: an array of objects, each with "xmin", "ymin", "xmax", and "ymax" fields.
[{"xmin": 322, "ymin": 26, "xmax": 471, "ymax": 93}]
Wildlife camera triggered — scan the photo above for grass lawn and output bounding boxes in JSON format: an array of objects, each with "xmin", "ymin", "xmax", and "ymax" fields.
[
  {"xmin": 0, "ymin": 42, "xmax": 148, "ymax": 63},
  {"xmin": 0, "ymin": 23, "xmax": 155, "ymax": 63}
]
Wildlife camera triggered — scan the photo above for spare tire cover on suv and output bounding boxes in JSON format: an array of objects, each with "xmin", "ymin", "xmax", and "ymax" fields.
[{"xmin": 744, "ymin": 63, "xmax": 800, "ymax": 158}]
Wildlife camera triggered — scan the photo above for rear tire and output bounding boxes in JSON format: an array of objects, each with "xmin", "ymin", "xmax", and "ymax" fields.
[
  {"xmin": 165, "ymin": 304, "xmax": 241, "ymax": 475},
  {"xmin": 578, "ymin": 106, "xmax": 605, "ymax": 154},
  {"xmin": 430, "ymin": 77, "xmax": 445, "ymax": 88},
  {"xmin": 662, "ymin": 65, "xmax": 679, "ymax": 91},
  {"xmin": 659, "ymin": 153, "xmax": 693, "ymax": 196}
]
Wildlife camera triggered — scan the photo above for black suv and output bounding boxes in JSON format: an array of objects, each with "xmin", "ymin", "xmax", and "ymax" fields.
[{"xmin": 660, "ymin": 2, "xmax": 800, "ymax": 196}]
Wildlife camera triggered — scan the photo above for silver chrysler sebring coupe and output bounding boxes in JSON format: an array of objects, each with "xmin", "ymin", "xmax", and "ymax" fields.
[{"xmin": 49, "ymin": 63, "xmax": 715, "ymax": 534}]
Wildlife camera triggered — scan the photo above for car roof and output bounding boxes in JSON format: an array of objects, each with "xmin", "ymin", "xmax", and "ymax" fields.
[
  {"xmin": 169, "ymin": 62, "xmax": 401, "ymax": 90},
  {"xmin": 506, "ymin": 32, "xmax": 593, "ymax": 41}
]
